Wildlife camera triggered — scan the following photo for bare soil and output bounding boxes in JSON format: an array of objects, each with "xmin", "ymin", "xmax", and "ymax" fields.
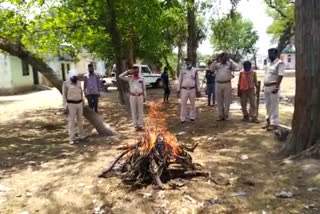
[{"xmin": 0, "ymin": 73, "xmax": 319, "ymax": 214}]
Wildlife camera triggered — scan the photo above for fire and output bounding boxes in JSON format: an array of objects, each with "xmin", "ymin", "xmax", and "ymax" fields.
[{"xmin": 140, "ymin": 102, "xmax": 181, "ymax": 159}]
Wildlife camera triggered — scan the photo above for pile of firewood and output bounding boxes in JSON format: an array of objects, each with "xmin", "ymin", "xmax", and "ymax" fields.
[{"xmin": 98, "ymin": 134, "xmax": 206, "ymax": 189}]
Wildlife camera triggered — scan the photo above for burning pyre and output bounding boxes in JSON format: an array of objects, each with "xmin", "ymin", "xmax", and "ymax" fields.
[{"xmin": 99, "ymin": 102, "xmax": 206, "ymax": 189}]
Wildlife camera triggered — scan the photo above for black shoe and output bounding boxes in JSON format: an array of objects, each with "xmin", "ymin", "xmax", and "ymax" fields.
[
  {"xmin": 190, "ymin": 119, "xmax": 195, "ymax": 122},
  {"xmin": 216, "ymin": 118, "xmax": 224, "ymax": 121},
  {"xmin": 242, "ymin": 117, "xmax": 249, "ymax": 122},
  {"xmin": 181, "ymin": 121, "xmax": 186, "ymax": 124}
]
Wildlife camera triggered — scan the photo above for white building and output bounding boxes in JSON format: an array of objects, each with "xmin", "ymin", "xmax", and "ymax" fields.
[
  {"xmin": 280, "ymin": 46, "xmax": 296, "ymax": 70},
  {"xmin": 0, "ymin": 51, "xmax": 106, "ymax": 95},
  {"xmin": 255, "ymin": 46, "xmax": 296, "ymax": 70}
]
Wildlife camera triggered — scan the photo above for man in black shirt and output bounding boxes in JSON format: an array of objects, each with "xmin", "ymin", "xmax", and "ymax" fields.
[
  {"xmin": 161, "ymin": 67, "xmax": 170, "ymax": 102},
  {"xmin": 205, "ymin": 61, "xmax": 216, "ymax": 106}
]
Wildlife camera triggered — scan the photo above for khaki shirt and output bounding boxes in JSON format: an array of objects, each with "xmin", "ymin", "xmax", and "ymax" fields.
[
  {"xmin": 62, "ymin": 81, "xmax": 83, "ymax": 107},
  {"xmin": 264, "ymin": 58, "xmax": 285, "ymax": 84},
  {"xmin": 210, "ymin": 60, "xmax": 239, "ymax": 82},
  {"xmin": 119, "ymin": 70, "xmax": 146, "ymax": 97},
  {"xmin": 177, "ymin": 67, "xmax": 200, "ymax": 92}
]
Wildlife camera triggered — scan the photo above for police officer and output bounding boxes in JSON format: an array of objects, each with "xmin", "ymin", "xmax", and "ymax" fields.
[
  {"xmin": 119, "ymin": 66, "xmax": 146, "ymax": 131},
  {"xmin": 210, "ymin": 52, "xmax": 239, "ymax": 121},
  {"xmin": 62, "ymin": 70, "xmax": 86, "ymax": 144},
  {"xmin": 177, "ymin": 58, "xmax": 201, "ymax": 124},
  {"xmin": 263, "ymin": 48, "xmax": 285, "ymax": 131}
]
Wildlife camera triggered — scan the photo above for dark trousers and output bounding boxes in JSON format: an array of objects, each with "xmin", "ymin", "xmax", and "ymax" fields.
[
  {"xmin": 164, "ymin": 87, "xmax": 170, "ymax": 102},
  {"xmin": 207, "ymin": 83, "xmax": 215, "ymax": 105},
  {"xmin": 86, "ymin": 94, "xmax": 99, "ymax": 112}
]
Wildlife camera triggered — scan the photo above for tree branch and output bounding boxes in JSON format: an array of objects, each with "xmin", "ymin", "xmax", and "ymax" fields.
[{"xmin": 266, "ymin": 0, "xmax": 288, "ymax": 18}]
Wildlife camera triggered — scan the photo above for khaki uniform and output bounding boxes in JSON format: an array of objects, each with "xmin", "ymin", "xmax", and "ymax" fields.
[
  {"xmin": 238, "ymin": 71, "xmax": 258, "ymax": 119},
  {"xmin": 264, "ymin": 59, "xmax": 285, "ymax": 126},
  {"xmin": 62, "ymin": 81, "xmax": 85, "ymax": 141},
  {"xmin": 120, "ymin": 71, "xmax": 146, "ymax": 128},
  {"xmin": 177, "ymin": 67, "xmax": 200, "ymax": 121},
  {"xmin": 210, "ymin": 60, "xmax": 238, "ymax": 119}
]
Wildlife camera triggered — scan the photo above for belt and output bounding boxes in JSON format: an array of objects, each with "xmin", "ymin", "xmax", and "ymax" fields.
[
  {"xmin": 182, "ymin": 86, "xmax": 195, "ymax": 90},
  {"xmin": 217, "ymin": 80, "xmax": 231, "ymax": 84},
  {"xmin": 67, "ymin": 100, "xmax": 82, "ymax": 104},
  {"xmin": 264, "ymin": 82, "xmax": 277, "ymax": 87},
  {"xmin": 130, "ymin": 92, "xmax": 143, "ymax": 96}
]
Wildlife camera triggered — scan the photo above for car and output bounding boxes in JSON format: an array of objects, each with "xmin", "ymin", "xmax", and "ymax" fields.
[
  {"xmin": 111, "ymin": 64, "xmax": 163, "ymax": 88},
  {"xmin": 135, "ymin": 64, "xmax": 162, "ymax": 88}
]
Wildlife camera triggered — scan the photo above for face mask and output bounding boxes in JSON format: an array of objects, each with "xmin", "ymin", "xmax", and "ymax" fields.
[
  {"xmin": 269, "ymin": 55, "xmax": 277, "ymax": 62},
  {"xmin": 244, "ymin": 66, "xmax": 251, "ymax": 72},
  {"xmin": 70, "ymin": 76, "xmax": 78, "ymax": 84},
  {"xmin": 89, "ymin": 70, "xmax": 94, "ymax": 74},
  {"xmin": 186, "ymin": 64, "xmax": 192, "ymax": 69}
]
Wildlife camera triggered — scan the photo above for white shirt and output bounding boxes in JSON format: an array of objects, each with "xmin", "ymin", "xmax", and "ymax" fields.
[
  {"xmin": 119, "ymin": 71, "xmax": 146, "ymax": 96},
  {"xmin": 177, "ymin": 66, "xmax": 200, "ymax": 91},
  {"xmin": 264, "ymin": 58, "xmax": 285, "ymax": 84},
  {"xmin": 62, "ymin": 81, "xmax": 83, "ymax": 107},
  {"xmin": 210, "ymin": 60, "xmax": 238, "ymax": 82}
]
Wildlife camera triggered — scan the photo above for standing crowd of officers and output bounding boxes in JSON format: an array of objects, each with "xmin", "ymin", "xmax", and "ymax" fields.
[{"xmin": 62, "ymin": 48, "xmax": 284, "ymax": 144}]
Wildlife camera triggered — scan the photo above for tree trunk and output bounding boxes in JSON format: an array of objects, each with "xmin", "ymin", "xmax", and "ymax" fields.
[
  {"xmin": 253, "ymin": 51, "xmax": 258, "ymax": 69},
  {"xmin": 106, "ymin": 0, "xmax": 130, "ymax": 107},
  {"xmin": 283, "ymin": 0, "xmax": 320, "ymax": 156},
  {"xmin": 277, "ymin": 23, "xmax": 294, "ymax": 56},
  {"xmin": 176, "ymin": 44, "xmax": 183, "ymax": 80},
  {"xmin": 0, "ymin": 37, "xmax": 117, "ymax": 136},
  {"xmin": 187, "ymin": 0, "xmax": 197, "ymax": 67},
  {"xmin": 164, "ymin": 55, "xmax": 175, "ymax": 79}
]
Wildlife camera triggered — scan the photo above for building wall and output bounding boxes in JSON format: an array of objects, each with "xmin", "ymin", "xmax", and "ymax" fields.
[
  {"xmin": 256, "ymin": 55, "xmax": 267, "ymax": 70},
  {"xmin": 280, "ymin": 53, "xmax": 296, "ymax": 69},
  {"xmin": 47, "ymin": 59, "xmax": 75, "ymax": 80},
  {"xmin": 75, "ymin": 54, "xmax": 106, "ymax": 76},
  {"xmin": 1, "ymin": 51, "xmax": 105, "ymax": 95},
  {"xmin": 10, "ymin": 56, "xmax": 34, "ymax": 90},
  {"xmin": 0, "ymin": 53, "xmax": 13, "ymax": 91}
]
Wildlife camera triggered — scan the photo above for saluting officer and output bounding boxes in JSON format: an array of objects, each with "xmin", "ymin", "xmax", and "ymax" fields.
[
  {"xmin": 177, "ymin": 58, "xmax": 201, "ymax": 124},
  {"xmin": 210, "ymin": 52, "xmax": 239, "ymax": 121},
  {"xmin": 119, "ymin": 66, "xmax": 146, "ymax": 131}
]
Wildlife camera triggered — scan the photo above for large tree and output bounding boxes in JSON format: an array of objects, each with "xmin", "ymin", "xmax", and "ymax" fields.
[
  {"xmin": 210, "ymin": 12, "xmax": 259, "ymax": 61},
  {"xmin": 283, "ymin": 0, "xmax": 320, "ymax": 157},
  {"xmin": 264, "ymin": 0, "xmax": 295, "ymax": 55}
]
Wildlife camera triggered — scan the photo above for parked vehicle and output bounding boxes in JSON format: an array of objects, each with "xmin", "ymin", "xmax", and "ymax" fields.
[{"xmin": 111, "ymin": 64, "xmax": 162, "ymax": 88}]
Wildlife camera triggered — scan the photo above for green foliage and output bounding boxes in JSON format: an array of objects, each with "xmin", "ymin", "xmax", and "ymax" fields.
[
  {"xmin": 210, "ymin": 12, "xmax": 258, "ymax": 59},
  {"xmin": 0, "ymin": 0, "xmax": 190, "ymax": 64},
  {"xmin": 264, "ymin": 0, "xmax": 295, "ymax": 46}
]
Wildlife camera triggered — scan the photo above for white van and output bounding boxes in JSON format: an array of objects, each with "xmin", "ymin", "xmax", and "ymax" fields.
[{"xmin": 112, "ymin": 64, "xmax": 162, "ymax": 88}]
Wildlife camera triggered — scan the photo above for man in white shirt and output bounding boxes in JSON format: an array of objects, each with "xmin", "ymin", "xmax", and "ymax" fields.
[
  {"xmin": 177, "ymin": 58, "xmax": 201, "ymax": 124},
  {"xmin": 263, "ymin": 48, "xmax": 285, "ymax": 131},
  {"xmin": 62, "ymin": 70, "xmax": 86, "ymax": 144},
  {"xmin": 119, "ymin": 66, "xmax": 146, "ymax": 131},
  {"xmin": 210, "ymin": 52, "xmax": 239, "ymax": 121}
]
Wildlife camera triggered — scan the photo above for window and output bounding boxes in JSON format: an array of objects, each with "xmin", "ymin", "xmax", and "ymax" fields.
[
  {"xmin": 66, "ymin": 64, "xmax": 70, "ymax": 74},
  {"xmin": 141, "ymin": 67, "xmax": 151, "ymax": 74},
  {"xmin": 61, "ymin": 63, "xmax": 66, "ymax": 81},
  {"xmin": 22, "ymin": 61, "xmax": 30, "ymax": 76},
  {"xmin": 288, "ymin": 55, "xmax": 292, "ymax": 63}
]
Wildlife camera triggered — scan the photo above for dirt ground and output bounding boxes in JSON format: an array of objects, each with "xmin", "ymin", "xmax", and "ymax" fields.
[{"xmin": 0, "ymin": 72, "xmax": 320, "ymax": 214}]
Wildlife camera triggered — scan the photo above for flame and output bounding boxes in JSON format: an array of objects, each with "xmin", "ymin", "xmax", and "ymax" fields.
[{"xmin": 140, "ymin": 102, "xmax": 181, "ymax": 160}]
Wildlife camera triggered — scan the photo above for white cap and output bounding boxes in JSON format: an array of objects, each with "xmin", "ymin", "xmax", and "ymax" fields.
[{"xmin": 68, "ymin": 69, "xmax": 78, "ymax": 79}]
